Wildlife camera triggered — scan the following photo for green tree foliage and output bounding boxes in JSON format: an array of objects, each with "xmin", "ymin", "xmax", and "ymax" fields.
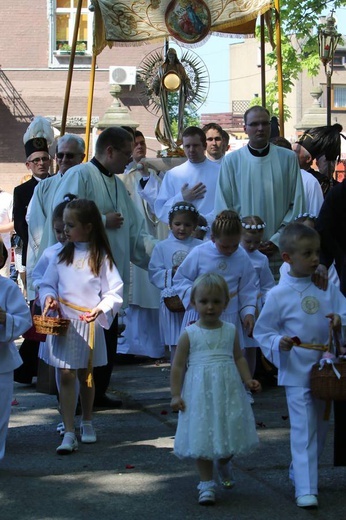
[
  {"xmin": 256, "ymin": 0, "xmax": 345, "ymax": 119},
  {"xmin": 167, "ymin": 91, "xmax": 200, "ymax": 138}
]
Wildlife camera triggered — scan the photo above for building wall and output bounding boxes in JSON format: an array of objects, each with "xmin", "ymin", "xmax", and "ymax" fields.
[
  {"xmin": 228, "ymin": 39, "xmax": 275, "ymax": 104},
  {"xmin": 228, "ymin": 37, "xmax": 346, "ymax": 142},
  {"xmin": 0, "ymin": 1, "xmax": 163, "ymax": 192}
]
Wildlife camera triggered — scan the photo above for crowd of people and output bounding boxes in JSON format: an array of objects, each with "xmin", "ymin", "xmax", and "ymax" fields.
[{"xmin": 1, "ymin": 107, "xmax": 346, "ymax": 510}]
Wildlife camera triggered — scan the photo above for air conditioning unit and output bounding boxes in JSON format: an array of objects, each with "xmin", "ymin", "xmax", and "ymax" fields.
[{"xmin": 109, "ymin": 66, "xmax": 137, "ymax": 86}]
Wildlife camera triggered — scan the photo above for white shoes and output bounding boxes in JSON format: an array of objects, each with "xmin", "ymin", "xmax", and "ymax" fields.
[
  {"xmin": 56, "ymin": 433, "xmax": 78, "ymax": 454},
  {"xmin": 198, "ymin": 488, "xmax": 215, "ymax": 506},
  {"xmin": 56, "ymin": 422, "xmax": 65, "ymax": 437},
  {"xmin": 197, "ymin": 481, "xmax": 216, "ymax": 506},
  {"xmin": 80, "ymin": 422, "xmax": 97, "ymax": 443},
  {"xmin": 296, "ymin": 494, "xmax": 318, "ymax": 508},
  {"xmin": 56, "ymin": 422, "xmax": 96, "ymax": 453}
]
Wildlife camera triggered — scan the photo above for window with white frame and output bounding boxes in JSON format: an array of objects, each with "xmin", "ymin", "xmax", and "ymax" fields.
[
  {"xmin": 53, "ymin": 0, "xmax": 93, "ymax": 54},
  {"xmin": 332, "ymin": 85, "xmax": 346, "ymax": 110}
]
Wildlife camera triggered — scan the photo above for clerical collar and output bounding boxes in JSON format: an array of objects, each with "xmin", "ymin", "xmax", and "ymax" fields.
[
  {"xmin": 32, "ymin": 174, "xmax": 48, "ymax": 182},
  {"xmin": 247, "ymin": 144, "xmax": 270, "ymax": 157},
  {"xmin": 91, "ymin": 156, "xmax": 112, "ymax": 177}
]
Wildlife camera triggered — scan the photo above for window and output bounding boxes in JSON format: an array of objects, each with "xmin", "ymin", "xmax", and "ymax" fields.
[
  {"xmin": 332, "ymin": 55, "xmax": 344, "ymax": 67},
  {"xmin": 50, "ymin": 0, "xmax": 93, "ymax": 67},
  {"xmin": 332, "ymin": 85, "xmax": 346, "ymax": 110}
]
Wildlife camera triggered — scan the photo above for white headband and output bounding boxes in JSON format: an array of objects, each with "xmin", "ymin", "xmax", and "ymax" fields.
[
  {"xmin": 169, "ymin": 204, "xmax": 199, "ymax": 215},
  {"xmin": 241, "ymin": 222, "xmax": 266, "ymax": 230}
]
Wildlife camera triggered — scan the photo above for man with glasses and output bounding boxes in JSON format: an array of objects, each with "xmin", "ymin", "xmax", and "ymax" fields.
[
  {"xmin": 13, "ymin": 128, "xmax": 52, "ymax": 272},
  {"xmin": 51, "ymin": 126, "xmax": 153, "ymax": 409},
  {"xmin": 26, "ymin": 134, "xmax": 85, "ymax": 301},
  {"xmin": 215, "ymin": 106, "xmax": 304, "ymax": 278}
]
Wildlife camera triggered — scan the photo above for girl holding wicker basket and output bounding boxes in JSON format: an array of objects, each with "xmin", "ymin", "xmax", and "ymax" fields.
[
  {"xmin": 39, "ymin": 199, "xmax": 123, "ymax": 455},
  {"xmin": 148, "ymin": 201, "xmax": 201, "ymax": 364}
]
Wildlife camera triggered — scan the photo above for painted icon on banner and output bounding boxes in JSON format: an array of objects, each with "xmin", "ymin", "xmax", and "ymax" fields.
[{"xmin": 165, "ymin": 0, "xmax": 211, "ymax": 44}]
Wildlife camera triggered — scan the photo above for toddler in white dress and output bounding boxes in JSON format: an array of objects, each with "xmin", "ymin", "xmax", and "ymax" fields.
[{"xmin": 171, "ymin": 273, "xmax": 260, "ymax": 506}]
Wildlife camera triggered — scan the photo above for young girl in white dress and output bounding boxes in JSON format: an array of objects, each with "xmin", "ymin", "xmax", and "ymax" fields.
[
  {"xmin": 171, "ymin": 273, "xmax": 260, "ymax": 506},
  {"xmin": 149, "ymin": 201, "xmax": 201, "ymax": 363},
  {"xmin": 32, "ymin": 194, "xmax": 77, "ymax": 436},
  {"xmin": 174, "ymin": 210, "xmax": 258, "ymax": 348},
  {"xmin": 39, "ymin": 199, "xmax": 123, "ymax": 455},
  {"xmin": 240, "ymin": 215, "xmax": 275, "ymax": 398}
]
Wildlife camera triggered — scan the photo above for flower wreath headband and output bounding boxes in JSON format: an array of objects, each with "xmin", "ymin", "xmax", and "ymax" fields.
[
  {"xmin": 169, "ymin": 204, "xmax": 199, "ymax": 216},
  {"xmin": 196, "ymin": 225, "xmax": 209, "ymax": 232},
  {"xmin": 294, "ymin": 212, "xmax": 317, "ymax": 221},
  {"xmin": 241, "ymin": 222, "xmax": 266, "ymax": 230}
]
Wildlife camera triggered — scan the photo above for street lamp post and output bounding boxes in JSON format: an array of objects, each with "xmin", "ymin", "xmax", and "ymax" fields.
[{"xmin": 318, "ymin": 12, "xmax": 341, "ymax": 126}]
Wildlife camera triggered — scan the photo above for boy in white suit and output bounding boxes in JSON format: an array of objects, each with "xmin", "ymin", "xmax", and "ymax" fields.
[
  {"xmin": 0, "ymin": 240, "xmax": 31, "ymax": 459},
  {"xmin": 254, "ymin": 223, "xmax": 346, "ymax": 509}
]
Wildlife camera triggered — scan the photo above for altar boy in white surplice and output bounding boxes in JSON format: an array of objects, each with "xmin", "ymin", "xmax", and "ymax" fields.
[{"xmin": 254, "ymin": 223, "xmax": 346, "ymax": 510}]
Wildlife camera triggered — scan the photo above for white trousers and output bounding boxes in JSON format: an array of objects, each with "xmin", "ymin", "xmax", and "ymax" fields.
[
  {"xmin": 285, "ymin": 386, "xmax": 330, "ymax": 497},
  {"xmin": 0, "ymin": 371, "xmax": 14, "ymax": 460}
]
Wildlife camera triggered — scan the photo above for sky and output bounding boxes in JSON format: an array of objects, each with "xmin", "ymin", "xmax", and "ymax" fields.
[{"xmin": 180, "ymin": 6, "xmax": 346, "ymax": 115}]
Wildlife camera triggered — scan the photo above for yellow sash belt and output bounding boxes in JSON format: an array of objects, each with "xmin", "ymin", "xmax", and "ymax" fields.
[
  {"xmin": 59, "ymin": 297, "xmax": 95, "ymax": 387},
  {"xmin": 295, "ymin": 343, "xmax": 328, "ymax": 352}
]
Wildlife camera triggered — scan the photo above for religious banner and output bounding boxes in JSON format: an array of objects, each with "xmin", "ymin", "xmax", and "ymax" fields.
[
  {"xmin": 165, "ymin": 0, "xmax": 211, "ymax": 44},
  {"xmin": 93, "ymin": 0, "xmax": 273, "ymax": 54}
]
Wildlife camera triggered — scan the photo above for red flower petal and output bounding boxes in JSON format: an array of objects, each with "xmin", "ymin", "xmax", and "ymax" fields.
[
  {"xmin": 160, "ymin": 410, "xmax": 168, "ymax": 415},
  {"xmin": 125, "ymin": 464, "xmax": 135, "ymax": 469},
  {"xmin": 11, "ymin": 399, "xmax": 19, "ymax": 406}
]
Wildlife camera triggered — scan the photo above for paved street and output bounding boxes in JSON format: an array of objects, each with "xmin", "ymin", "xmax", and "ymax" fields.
[{"xmin": 1, "ymin": 356, "xmax": 345, "ymax": 520}]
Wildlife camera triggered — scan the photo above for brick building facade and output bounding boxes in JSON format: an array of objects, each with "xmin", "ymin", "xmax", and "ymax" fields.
[{"xmin": 0, "ymin": 1, "xmax": 162, "ymax": 192}]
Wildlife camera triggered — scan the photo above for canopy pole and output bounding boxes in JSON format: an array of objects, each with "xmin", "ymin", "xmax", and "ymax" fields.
[
  {"xmin": 260, "ymin": 14, "xmax": 266, "ymax": 108},
  {"xmin": 84, "ymin": 53, "xmax": 97, "ymax": 161},
  {"xmin": 60, "ymin": 0, "xmax": 83, "ymax": 136},
  {"xmin": 274, "ymin": 0, "xmax": 284, "ymax": 135}
]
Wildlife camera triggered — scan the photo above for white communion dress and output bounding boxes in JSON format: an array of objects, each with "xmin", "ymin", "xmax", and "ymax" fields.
[{"xmin": 174, "ymin": 322, "xmax": 259, "ymax": 460}]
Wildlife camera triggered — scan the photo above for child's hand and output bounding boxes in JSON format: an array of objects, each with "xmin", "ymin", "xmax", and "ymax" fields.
[
  {"xmin": 246, "ymin": 379, "xmax": 261, "ymax": 393},
  {"xmin": 279, "ymin": 336, "xmax": 294, "ymax": 351},
  {"xmin": 326, "ymin": 313, "xmax": 341, "ymax": 333},
  {"xmin": 170, "ymin": 395, "xmax": 186, "ymax": 412},
  {"xmin": 80, "ymin": 307, "xmax": 103, "ymax": 323},
  {"xmin": 312, "ymin": 264, "xmax": 328, "ymax": 291},
  {"xmin": 0, "ymin": 307, "xmax": 6, "ymax": 325},
  {"xmin": 44, "ymin": 296, "xmax": 59, "ymax": 312},
  {"xmin": 243, "ymin": 314, "xmax": 255, "ymax": 337}
]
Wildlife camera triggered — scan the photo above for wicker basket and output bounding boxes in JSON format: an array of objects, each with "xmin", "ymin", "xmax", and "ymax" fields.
[
  {"xmin": 310, "ymin": 359, "xmax": 346, "ymax": 401},
  {"xmin": 33, "ymin": 315, "xmax": 70, "ymax": 336},
  {"xmin": 163, "ymin": 295, "xmax": 185, "ymax": 313}
]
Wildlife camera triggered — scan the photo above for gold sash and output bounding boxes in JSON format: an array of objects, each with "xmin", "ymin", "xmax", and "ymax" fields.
[{"xmin": 59, "ymin": 297, "xmax": 95, "ymax": 387}]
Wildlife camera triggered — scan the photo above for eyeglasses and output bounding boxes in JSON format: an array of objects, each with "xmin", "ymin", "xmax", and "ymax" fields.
[
  {"xmin": 27, "ymin": 156, "xmax": 50, "ymax": 165},
  {"xmin": 245, "ymin": 121, "xmax": 271, "ymax": 128},
  {"xmin": 113, "ymin": 147, "xmax": 133, "ymax": 160},
  {"xmin": 206, "ymin": 137, "xmax": 222, "ymax": 142},
  {"xmin": 56, "ymin": 152, "xmax": 81, "ymax": 160}
]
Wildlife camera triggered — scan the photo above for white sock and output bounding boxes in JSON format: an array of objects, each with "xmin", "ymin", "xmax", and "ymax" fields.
[
  {"xmin": 197, "ymin": 480, "xmax": 216, "ymax": 491},
  {"xmin": 63, "ymin": 431, "xmax": 76, "ymax": 440}
]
